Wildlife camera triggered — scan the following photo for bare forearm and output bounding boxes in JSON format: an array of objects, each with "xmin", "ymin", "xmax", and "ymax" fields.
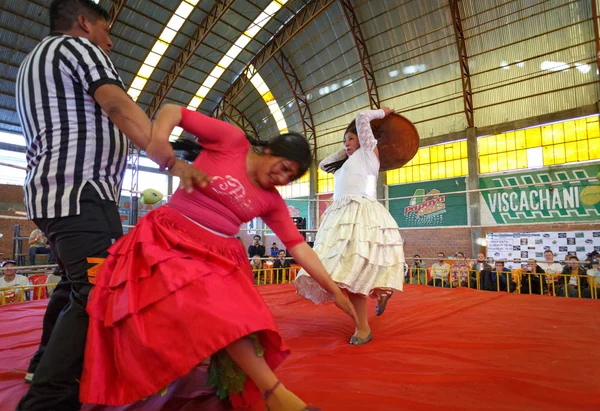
[
  {"xmin": 152, "ymin": 104, "xmax": 182, "ymax": 145},
  {"xmin": 109, "ymin": 101, "xmax": 152, "ymax": 149},
  {"xmin": 94, "ymin": 84, "xmax": 152, "ymax": 150},
  {"xmin": 289, "ymin": 242, "xmax": 341, "ymax": 296}
]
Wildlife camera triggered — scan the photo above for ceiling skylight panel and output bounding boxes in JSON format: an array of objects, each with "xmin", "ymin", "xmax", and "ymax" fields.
[
  {"xmin": 245, "ymin": 23, "xmax": 261, "ymax": 38},
  {"xmin": 144, "ymin": 52, "xmax": 161, "ymax": 68},
  {"xmin": 138, "ymin": 64, "xmax": 154, "ymax": 79},
  {"xmin": 171, "ymin": 0, "xmax": 289, "ymax": 139},
  {"xmin": 126, "ymin": 0, "xmax": 198, "ymax": 101},
  {"xmin": 203, "ymin": 75, "xmax": 218, "ymax": 90},
  {"xmin": 159, "ymin": 28, "xmax": 177, "ymax": 44},
  {"xmin": 234, "ymin": 34, "xmax": 252, "ymax": 50}
]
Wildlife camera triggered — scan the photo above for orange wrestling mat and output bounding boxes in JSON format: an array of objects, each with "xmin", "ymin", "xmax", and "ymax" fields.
[{"xmin": 1, "ymin": 285, "xmax": 599, "ymax": 410}]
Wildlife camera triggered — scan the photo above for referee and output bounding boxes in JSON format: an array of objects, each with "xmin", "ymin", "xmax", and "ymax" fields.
[{"xmin": 16, "ymin": 1, "xmax": 208, "ymax": 409}]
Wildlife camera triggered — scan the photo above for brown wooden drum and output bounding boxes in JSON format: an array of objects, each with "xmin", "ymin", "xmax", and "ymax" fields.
[{"xmin": 370, "ymin": 113, "xmax": 420, "ymax": 171}]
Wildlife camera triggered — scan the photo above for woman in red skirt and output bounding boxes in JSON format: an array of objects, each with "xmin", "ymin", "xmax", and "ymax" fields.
[{"xmin": 79, "ymin": 105, "xmax": 357, "ymax": 410}]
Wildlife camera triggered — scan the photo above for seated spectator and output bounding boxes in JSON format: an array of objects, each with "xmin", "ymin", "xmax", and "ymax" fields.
[
  {"xmin": 470, "ymin": 253, "xmax": 492, "ymax": 290},
  {"xmin": 270, "ymin": 242, "xmax": 279, "ymax": 257},
  {"xmin": 28, "ymin": 229, "xmax": 55, "ymax": 266},
  {"xmin": 250, "ymin": 255, "xmax": 264, "ymax": 285},
  {"xmin": 490, "ymin": 261, "xmax": 516, "ymax": 292},
  {"xmin": 428, "ymin": 252, "xmax": 450, "ymax": 287},
  {"xmin": 46, "ymin": 270, "xmax": 62, "ymax": 297},
  {"xmin": 250, "ymin": 255, "xmax": 263, "ymax": 271},
  {"xmin": 450, "ymin": 252, "xmax": 470, "ymax": 288},
  {"xmin": 538, "ymin": 250, "xmax": 563, "ymax": 274},
  {"xmin": 538, "ymin": 250, "xmax": 563, "ymax": 292},
  {"xmin": 0, "ymin": 260, "xmax": 29, "ymax": 304},
  {"xmin": 582, "ymin": 259, "xmax": 599, "ymax": 299},
  {"xmin": 584, "ymin": 250, "xmax": 600, "ymax": 270},
  {"xmin": 409, "ymin": 255, "xmax": 427, "ymax": 285},
  {"xmin": 556, "ymin": 256, "xmax": 588, "ymax": 298},
  {"xmin": 273, "ymin": 249, "xmax": 291, "ymax": 269},
  {"xmin": 520, "ymin": 258, "xmax": 547, "ymax": 295},
  {"xmin": 247, "ymin": 237, "xmax": 266, "ymax": 257},
  {"xmin": 272, "ymin": 249, "xmax": 291, "ymax": 283}
]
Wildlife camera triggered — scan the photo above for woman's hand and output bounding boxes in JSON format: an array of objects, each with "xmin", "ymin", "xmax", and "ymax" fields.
[
  {"xmin": 381, "ymin": 106, "xmax": 395, "ymax": 116},
  {"xmin": 168, "ymin": 159, "xmax": 212, "ymax": 194},
  {"xmin": 332, "ymin": 289, "xmax": 359, "ymax": 326},
  {"xmin": 149, "ymin": 104, "xmax": 184, "ymax": 171},
  {"xmin": 146, "ymin": 138, "xmax": 177, "ymax": 171}
]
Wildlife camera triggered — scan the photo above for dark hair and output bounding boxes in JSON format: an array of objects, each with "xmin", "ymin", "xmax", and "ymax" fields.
[
  {"xmin": 50, "ymin": 0, "xmax": 110, "ymax": 32},
  {"xmin": 569, "ymin": 255, "xmax": 579, "ymax": 261},
  {"xmin": 344, "ymin": 120, "xmax": 357, "ymax": 137},
  {"xmin": 456, "ymin": 252, "xmax": 465, "ymax": 258},
  {"xmin": 170, "ymin": 131, "xmax": 312, "ymax": 178},
  {"xmin": 438, "ymin": 252, "xmax": 445, "ymax": 257},
  {"xmin": 321, "ymin": 120, "xmax": 358, "ymax": 174},
  {"xmin": 246, "ymin": 132, "xmax": 312, "ymax": 179}
]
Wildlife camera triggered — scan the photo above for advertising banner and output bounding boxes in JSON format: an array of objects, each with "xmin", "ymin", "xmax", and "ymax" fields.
[
  {"xmin": 479, "ymin": 164, "xmax": 600, "ymax": 225},
  {"xmin": 388, "ymin": 177, "xmax": 468, "ymax": 227}
]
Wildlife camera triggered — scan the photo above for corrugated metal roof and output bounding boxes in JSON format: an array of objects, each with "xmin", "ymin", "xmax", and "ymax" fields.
[{"xmin": 0, "ymin": 0, "xmax": 597, "ymax": 162}]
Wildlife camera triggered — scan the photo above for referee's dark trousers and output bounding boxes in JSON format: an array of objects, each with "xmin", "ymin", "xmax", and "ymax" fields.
[{"xmin": 18, "ymin": 184, "xmax": 123, "ymax": 410}]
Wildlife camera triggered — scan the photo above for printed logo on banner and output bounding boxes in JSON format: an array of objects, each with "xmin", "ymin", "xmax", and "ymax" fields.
[
  {"xmin": 403, "ymin": 189, "xmax": 446, "ymax": 225},
  {"xmin": 479, "ymin": 165, "xmax": 600, "ymax": 224},
  {"xmin": 388, "ymin": 177, "xmax": 468, "ymax": 227}
]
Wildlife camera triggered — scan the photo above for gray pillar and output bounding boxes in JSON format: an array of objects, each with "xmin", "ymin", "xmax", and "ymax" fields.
[
  {"xmin": 167, "ymin": 175, "xmax": 174, "ymax": 196},
  {"xmin": 466, "ymin": 127, "xmax": 481, "ymax": 258},
  {"xmin": 377, "ymin": 173, "xmax": 388, "ymax": 209},
  {"xmin": 308, "ymin": 164, "xmax": 318, "ymax": 232}
]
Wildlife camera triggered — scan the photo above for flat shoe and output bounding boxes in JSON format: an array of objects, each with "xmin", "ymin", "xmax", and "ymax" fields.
[
  {"xmin": 376, "ymin": 292, "xmax": 393, "ymax": 316},
  {"xmin": 349, "ymin": 332, "xmax": 372, "ymax": 346}
]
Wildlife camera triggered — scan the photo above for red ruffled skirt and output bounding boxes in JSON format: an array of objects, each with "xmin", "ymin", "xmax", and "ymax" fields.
[{"xmin": 80, "ymin": 206, "xmax": 289, "ymax": 406}]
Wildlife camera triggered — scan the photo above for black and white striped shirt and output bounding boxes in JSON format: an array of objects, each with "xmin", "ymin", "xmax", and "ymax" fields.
[{"xmin": 16, "ymin": 33, "xmax": 128, "ymax": 219}]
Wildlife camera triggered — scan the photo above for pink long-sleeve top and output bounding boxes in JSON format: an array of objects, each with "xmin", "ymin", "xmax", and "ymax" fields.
[{"xmin": 168, "ymin": 108, "xmax": 304, "ymax": 249}]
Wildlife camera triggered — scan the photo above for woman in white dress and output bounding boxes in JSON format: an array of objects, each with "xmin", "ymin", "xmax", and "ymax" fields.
[{"xmin": 296, "ymin": 108, "xmax": 405, "ymax": 346}]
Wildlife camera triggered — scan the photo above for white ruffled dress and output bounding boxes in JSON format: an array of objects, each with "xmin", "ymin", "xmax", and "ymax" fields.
[{"xmin": 295, "ymin": 109, "xmax": 405, "ymax": 303}]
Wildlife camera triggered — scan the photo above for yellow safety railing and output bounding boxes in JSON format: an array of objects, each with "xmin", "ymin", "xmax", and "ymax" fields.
[
  {"xmin": 2, "ymin": 268, "xmax": 597, "ymax": 306},
  {"xmin": 252, "ymin": 267, "xmax": 299, "ymax": 285},
  {"xmin": 0, "ymin": 283, "xmax": 51, "ymax": 305},
  {"xmin": 406, "ymin": 268, "xmax": 598, "ymax": 299}
]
